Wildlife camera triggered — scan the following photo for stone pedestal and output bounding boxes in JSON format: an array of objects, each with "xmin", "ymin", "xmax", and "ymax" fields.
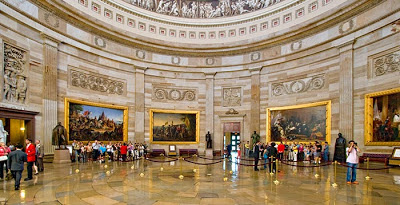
[
  {"xmin": 53, "ymin": 149, "xmax": 70, "ymax": 163},
  {"xmin": 205, "ymin": 149, "xmax": 213, "ymax": 157}
]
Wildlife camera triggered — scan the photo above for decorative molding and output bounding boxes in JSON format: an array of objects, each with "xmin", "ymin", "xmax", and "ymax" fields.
[
  {"xmin": 136, "ymin": 50, "xmax": 146, "ymax": 59},
  {"xmin": 3, "ymin": 43, "xmax": 28, "ymax": 104},
  {"xmin": 290, "ymin": 40, "xmax": 302, "ymax": 51},
  {"xmin": 153, "ymin": 86, "xmax": 196, "ymax": 102},
  {"xmin": 339, "ymin": 19, "xmax": 354, "ymax": 34},
  {"xmin": 44, "ymin": 12, "xmax": 60, "ymax": 28},
  {"xmin": 373, "ymin": 51, "xmax": 400, "ymax": 77},
  {"xmin": 271, "ymin": 74, "xmax": 325, "ymax": 96},
  {"xmin": 225, "ymin": 108, "xmax": 239, "ymax": 115},
  {"xmin": 205, "ymin": 58, "xmax": 215, "ymax": 65},
  {"xmin": 94, "ymin": 36, "xmax": 106, "ymax": 48},
  {"xmin": 171, "ymin": 56, "xmax": 181, "ymax": 65},
  {"xmin": 250, "ymin": 52, "xmax": 261, "ymax": 61},
  {"xmin": 222, "ymin": 87, "xmax": 241, "ymax": 107},
  {"xmin": 69, "ymin": 68, "xmax": 125, "ymax": 95}
]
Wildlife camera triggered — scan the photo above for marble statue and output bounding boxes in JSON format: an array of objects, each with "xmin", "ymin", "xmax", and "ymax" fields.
[
  {"xmin": 52, "ymin": 122, "xmax": 68, "ymax": 149},
  {"xmin": 333, "ymin": 133, "xmax": 346, "ymax": 163},
  {"xmin": 0, "ymin": 120, "xmax": 8, "ymax": 144},
  {"xmin": 206, "ymin": 131, "xmax": 212, "ymax": 149}
]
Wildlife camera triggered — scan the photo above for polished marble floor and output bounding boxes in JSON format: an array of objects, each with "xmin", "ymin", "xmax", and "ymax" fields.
[{"xmin": 0, "ymin": 155, "xmax": 400, "ymax": 205}]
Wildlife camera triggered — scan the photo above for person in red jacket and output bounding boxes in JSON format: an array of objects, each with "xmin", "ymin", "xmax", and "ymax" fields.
[
  {"xmin": 120, "ymin": 143, "xmax": 128, "ymax": 162},
  {"xmin": 277, "ymin": 142, "xmax": 285, "ymax": 161},
  {"xmin": 25, "ymin": 139, "xmax": 35, "ymax": 181}
]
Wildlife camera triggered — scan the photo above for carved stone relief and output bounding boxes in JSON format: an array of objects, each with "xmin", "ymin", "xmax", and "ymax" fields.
[
  {"xmin": 222, "ymin": 87, "xmax": 241, "ymax": 107},
  {"xmin": 3, "ymin": 43, "xmax": 28, "ymax": 104},
  {"xmin": 153, "ymin": 86, "xmax": 196, "ymax": 101},
  {"xmin": 373, "ymin": 51, "xmax": 400, "ymax": 76},
  {"xmin": 69, "ymin": 68, "xmax": 125, "ymax": 95},
  {"xmin": 271, "ymin": 74, "xmax": 325, "ymax": 96}
]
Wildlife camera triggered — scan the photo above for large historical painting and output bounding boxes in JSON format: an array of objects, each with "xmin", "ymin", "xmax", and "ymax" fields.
[
  {"xmin": 150, "ymin": 109, "xmax": 199, "ymax": 144},
  {"xmin": 365, "ymin": 88, "xmax": 400, "ymax": 146},
  {"xmin": 65, "ymin": 98, "xmax": 128, "ymax": 143},
  {"xmin": 267, "ymin": 101, "xmax": 331, "ymax": 144}
]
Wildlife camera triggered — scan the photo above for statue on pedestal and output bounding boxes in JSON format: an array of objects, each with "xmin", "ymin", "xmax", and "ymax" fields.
[
  {"xmin": 251, "ymin": 131, "xmax": 260, "ymax": 149},
  {"xmin": 206, "ymin": 131, "xmax": 212, "ymax": 149},
  {"xmin": 333, "ymin": 133, "xmax": 346, "ymax": 163},
  {"xmin": 0, "ymin": 120, "xmax": 8, "ymax": 144},
  {"xmin": 52, "ymin": 122, "xmax": 67, "ymax": 149}
]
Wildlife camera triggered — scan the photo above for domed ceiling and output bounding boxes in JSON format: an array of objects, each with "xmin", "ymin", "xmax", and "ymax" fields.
[
  {"xmin": 120, "ymin": 0, "xmax": 283, "ymax": 19},
  {"xmin": 29, "ymin": 0, "xmax": 373, "ymax": 55}
]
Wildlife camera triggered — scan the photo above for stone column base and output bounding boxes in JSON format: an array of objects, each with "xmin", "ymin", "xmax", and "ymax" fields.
[
  {"xmin": 205, "ymin": 149, "xmax": 213, "ymax": 157},
  {"xmin": 53, "ymin": 149, "xmax": 70, "ymax": 163}
]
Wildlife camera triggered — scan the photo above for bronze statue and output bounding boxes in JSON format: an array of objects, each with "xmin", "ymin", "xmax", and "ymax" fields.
[
  {"xmin": 333, "ymin": 133, "xmax": 346, "ymax": 163},
  {"xmin": 251, "ymin": 131, "xmax": 260, "ymax": 149},
  {"xmin": 52, "ymin": 122, "xmax": 67, "ymax": 149},
  {"xmin": 206, "ymin": 131, "xmax": 212, "ymax": 149}
]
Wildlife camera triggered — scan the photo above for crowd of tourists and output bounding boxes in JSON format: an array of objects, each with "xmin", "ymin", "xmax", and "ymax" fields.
[
  {"xmin": 0, "ymin": 139, "xmax": 44, "ymax": 190},
  {"xmin": 245, "ymin": 140, "xmax": 330, "ymax": 164},
  {"xmin": 71, "ymin": 140, "xmax": 148, "ymax": 163}
]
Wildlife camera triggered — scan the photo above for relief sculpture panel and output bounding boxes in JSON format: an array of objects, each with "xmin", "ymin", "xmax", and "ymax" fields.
[
  {"xmin": 153, "ymin": 86, "xmax": 196, "ymax": 102},
  {"xmin": 69, "ymin": 68, "xmax": 125, "ymax": 95},
  {"xmin": 373, "ymin": 51, "xmax": 400, "ymax": 77},
  {"xmin": 271, "ymin": 74, "xmax": 325, "ymax": 96},
  {"xmin": 3, "ymin": 43, "xmax": 28, "ymax": 104},
  {"xmin": 222, "ymin": 87, "xmax": 241, "ymax": 107}
]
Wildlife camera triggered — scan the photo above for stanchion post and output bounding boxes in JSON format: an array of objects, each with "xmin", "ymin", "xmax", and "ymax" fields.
[
  {"xmin": 179, "ymin": 157, "xmax": 184, "ymax": 179},
  {"xmin": 365, "ymin": 157, "xmax": 372, "ymax": 180},
  {"xmin": 332, "ymin": 161, "xmax": 338, "ymax": 188},
  {"xmin": 270, "ymin": 156, "xmax": 274, "ymax": 176},
  {"xmin": 274, "ymin": 157, "xmax": 279, "ymax": 185}
]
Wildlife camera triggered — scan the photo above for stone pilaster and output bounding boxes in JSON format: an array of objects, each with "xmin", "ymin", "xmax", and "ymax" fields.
[
  {"xmin": 338, "ymin": 41, "xmax": 354, "ymax": 141},
  {"xmin": 41, "ymin": 33, "xmax": 59, "ymax": 154},
  {"xmin": 135, "ymin": 66, "xmax": 146, "ymax": 143},
  {"xmin": 250, "ymin": 67, "xmax": 261, "ymax": 136},
  {"xmin": 205, "ymin": 72, "xmax": 215, "ymax": 148}
]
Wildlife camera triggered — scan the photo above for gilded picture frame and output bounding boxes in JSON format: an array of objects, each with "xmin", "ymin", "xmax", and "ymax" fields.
[
  {"xmin": 149, "ymin": 109, "xmax": 200, "ymax": 144},
  {"xmin": 64, "ymin": 98, "xmax": 128, "ymax": 144},
  {"xmin": 266, "ymin": 101, "xmax": 331, "ymax": 144},
  {"xmin": 364, "ymin": 88, "xmax": 400, "ymax": 146}
]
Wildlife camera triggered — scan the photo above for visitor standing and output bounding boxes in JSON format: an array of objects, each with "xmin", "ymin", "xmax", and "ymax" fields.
[
  {"xmin": 35, "ymin": 140, "xmax": 44, "ymax": 172},
  {"xmin": 245, "ymin": 141, "xmax": 250, "ymax": 157},
  {"xmin": 92, "ymin": 140, "xmax": 99, "ymax": 161},
  {"xmin": 253, "ymin": 141, "xmax": 260, "ymax": 171},
  {"xmin": 277, "ymin": 142, "xmax": 284, "ymax": 160},
  {"xmin": 323, "ymin": 141, "xmax": 329, "ymax": 161},
  {"xmin": 24, "ymin": 139, "xmax": 35, "ymax": 181},
  {"xmin": 7, "ymin": 144, "xmax": 27, "ymax": 190},
  {"xmin": 0, "ymin": 142, "xmax": 10, "ymax": 179},
  {"xmin": 346, "ymin": 140, "xmax": 360, "ymax": 185},
  {"xmin": 268, "ymin": 142, "xmax": 278, "ymax": 173},
  {"xmin": 121, "ymin": 143, "xmax": 128, "ymax": 162}
]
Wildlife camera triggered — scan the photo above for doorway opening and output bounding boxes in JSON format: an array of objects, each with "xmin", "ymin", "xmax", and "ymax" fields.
[
  {"xmin": 223, "ymin": 122, "xmax": 240, "ymax": 157},
  {"xmin": 0, "ymin": 107, "xmax": 38, "ymax": 146}
]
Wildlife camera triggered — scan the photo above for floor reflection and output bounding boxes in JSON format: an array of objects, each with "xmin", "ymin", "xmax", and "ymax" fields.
[{"xmin": 0, "ymin": 157, "xmax": 399, "ymax": 204}]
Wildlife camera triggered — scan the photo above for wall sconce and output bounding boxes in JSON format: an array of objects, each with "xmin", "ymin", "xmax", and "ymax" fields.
[{"xmin": 20, "ymin": 127, "xmax": 25, "ymax": 131}]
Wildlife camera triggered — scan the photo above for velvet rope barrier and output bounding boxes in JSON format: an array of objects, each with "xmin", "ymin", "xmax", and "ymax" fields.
[
  {"xmin": 197, "ymin": 156, "xmax": 226, "ymax": 160},
  {"xmin": 146, "ymin": 158, "xmax": 179, "ymax": 163},
  {"xmin": 229, "ymin": 159, "xmax": 273, "ymax": 167},
  {"xmin": 183, "ymin": 158, "xmax": 224, "ymax": 165},
  {"xmin": 337, "ymin": 162, "xmax": 394, "ymax": 170},
  {"xmin": 280, "ymin": 160, "xmax": 333, "ymax": 167}
]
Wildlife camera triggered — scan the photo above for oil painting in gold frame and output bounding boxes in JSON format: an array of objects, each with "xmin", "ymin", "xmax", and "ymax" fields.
[
  {"xmin": 267, "ymin": 101, "xmax": 331, "ymax": 144},
  {"xmin": 150, "ymin": 109, "xmax": 200, "ymax": 144},
  {"xmin": 64, "ymin": 98, "xmax": 128, "ymax": 144},
  {"xmin": 365, "ymin": 88, "xmax": 400, "ymax": 146}
]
